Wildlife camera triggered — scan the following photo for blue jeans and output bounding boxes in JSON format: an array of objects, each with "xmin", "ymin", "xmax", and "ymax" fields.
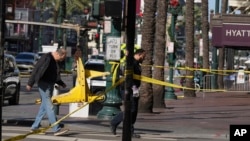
[{"xmin": 31, "ymin": 81, "xmax": 60, "ymax": 132}]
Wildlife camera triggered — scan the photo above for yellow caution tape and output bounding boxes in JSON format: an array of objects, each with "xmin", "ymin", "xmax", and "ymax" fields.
[{"xmin": 5, "ymin": 61, "xmax": 243, "ymax": 140}]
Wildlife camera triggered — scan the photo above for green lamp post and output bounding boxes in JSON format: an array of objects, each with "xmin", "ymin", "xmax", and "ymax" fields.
[
  {"xmin": 97, "ymin": 0, "xmax": 123, "ymax": 119},
  {"xmin": 165, "ymin": 0, "xmax": 183, "ymax": 100},
  {"xmin": 57, "ymin": 0, "xmax": 66, "ymax": 44},
  {"xmin": 97, "ymin": 17, "xmax": 122, "ymax": 120}
]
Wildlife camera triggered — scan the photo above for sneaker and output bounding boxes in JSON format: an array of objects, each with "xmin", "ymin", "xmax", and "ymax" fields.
[
  {"xmin": 132, "ymin": 133, "xmax": 141, "ymax": 138},
  {"xmin": 30, "ymin": 129, "xmax": 46, "ymax": 135},
  {"xmin": 54, "ymin": 128, "xmax": 69, "ymax": 136},
  {"xmin": 110, "ymin": 123, "xmax": 117, "ymax": 135}
]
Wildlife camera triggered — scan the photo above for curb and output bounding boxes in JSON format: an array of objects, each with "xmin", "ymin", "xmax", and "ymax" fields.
[{"xmin": 2, "ymin": 119, "xmax": 49, "ymax": 127}]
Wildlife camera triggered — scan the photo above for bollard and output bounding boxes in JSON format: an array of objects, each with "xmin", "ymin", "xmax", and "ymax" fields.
[{"xmin": 53, "ymin": 84, "xmax": 60, "ymax": 115}]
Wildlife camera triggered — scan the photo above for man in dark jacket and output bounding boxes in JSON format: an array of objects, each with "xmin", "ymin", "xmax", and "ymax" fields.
[
  {"xmin": 110, "ymin": 49, "xmax": 146, "ymax": 138},
  {"xmin": 26, "ymin": 48, "xmax": 69, "ymax": 136}
]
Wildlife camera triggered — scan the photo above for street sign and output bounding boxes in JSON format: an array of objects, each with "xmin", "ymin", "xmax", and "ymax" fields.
[
  {"xmin": 236, "ymin": 69, "xmax": 245, "ymax": 84},
  {"xmin": 168, "ymin": 42, "xmax": 174, "ymax": 53},
  {"xmin": 106, "ymin": 36, "xmax": 121, "ymax": 61}
]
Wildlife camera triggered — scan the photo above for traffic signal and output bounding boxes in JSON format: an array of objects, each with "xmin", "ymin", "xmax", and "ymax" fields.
[
  {"xmin": 5, "ymin": 0, "xmax": 15, "ymax": 20},
  {"xmin": 104, "ymin": 0, "xmax": 122, "ymax": 18}
]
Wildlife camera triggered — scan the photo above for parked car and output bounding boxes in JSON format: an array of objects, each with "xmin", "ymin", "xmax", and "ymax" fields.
[
  {"xmin": 90, "ymin": 54, "xmax": 105, "ymax": 60},
  {"xmin": 2, "ymin": 54, "xmax": 21, "ymax": 105},
  {"xmin": 15, "ymin": 52, "xmax": 39, "ymax": 74},
  {"xmin": 37, "ymin": 52, "xmax": 48, "ymax": 59}
]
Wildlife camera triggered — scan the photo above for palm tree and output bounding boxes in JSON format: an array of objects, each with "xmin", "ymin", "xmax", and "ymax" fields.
[
  {"xmin": 152, "ymin": 0, "xmax": 168, "ymax": 108},
  {"xmin": 32, "ymin": 0, "xmax": 90, "ymax": 24},
  {"xmin": 218, "ymin": 0, "xmax": 228, "ymax": 89},
  {"xmin": 201, "ymin": 0, "xmax": 209, "ymax": 84},
  {"xmin": 138, "ymin": 0, "xmax": 157, "ymax": 113},
  {"xmin": 32, "ymin": 0, "xmax": 90, "ymax": 44},
  {"xmin": 184, "ymin": 0, "xmax": 195, "ymax": 97}
]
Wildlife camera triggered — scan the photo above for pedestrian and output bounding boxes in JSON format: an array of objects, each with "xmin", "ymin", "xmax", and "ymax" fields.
[
  {"xmin": 72, "ymin": 47, "xmax": 82, "ymax": 87},
  {"xmin": 26, "ymin": 48, "xmax": 69, "ymax": 136},
  {"xmin": 110, "ymin": 49, "xmax": 146, "ymax": 138}
]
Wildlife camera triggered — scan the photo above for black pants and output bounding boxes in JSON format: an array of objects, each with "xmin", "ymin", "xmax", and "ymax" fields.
[{"xmin": 110, "ymin": 97, "xmax": 139, "ymax": 133}]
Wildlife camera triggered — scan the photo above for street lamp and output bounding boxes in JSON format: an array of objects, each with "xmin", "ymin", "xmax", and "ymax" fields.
[
  {"xmin": 97, "ymin": 0, "xmax": 123, "ymax": 120},
  {"xmin": 165, "ymin": 0, "xmax": 184, "ymax": 100}
]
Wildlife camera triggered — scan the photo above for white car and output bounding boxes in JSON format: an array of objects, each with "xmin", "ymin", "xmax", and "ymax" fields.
[{"xmin": 15, "ymin": 52, "xmax": 39, "ymax": 74}]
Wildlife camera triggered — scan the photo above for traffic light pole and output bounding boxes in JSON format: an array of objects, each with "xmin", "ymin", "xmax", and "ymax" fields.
[{"xmin": 0, "ymin": 1, "xmax": 6, "ymax": 139}]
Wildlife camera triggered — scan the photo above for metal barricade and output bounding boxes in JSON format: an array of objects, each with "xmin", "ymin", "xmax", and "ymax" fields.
[
  {"xmin": 203, "ymin": 73, "xmax": 250, "ymax": 92},
  {"xmin": 224, "ymin": 73, "xmax": 250, "ymax": 92},
  {"xmin": 202, "ymin": 75, "xmax": 214, "ymax": 92},
  {"xmin": 202, "ymin": 75, "xmax": 215, "ymax": 98}
]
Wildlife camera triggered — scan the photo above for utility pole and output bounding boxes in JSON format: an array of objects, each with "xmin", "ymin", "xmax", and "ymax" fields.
[
  {"xmin": 0, "ymin": 1, "xmax": 6, "ymax": 139},
  {"xmin": 122, "ymin": 0, "xmax": 136, "ymax": 140}
]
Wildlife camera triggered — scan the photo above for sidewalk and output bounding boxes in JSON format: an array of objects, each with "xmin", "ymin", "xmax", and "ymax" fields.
[{"xmin": 3, "ymin": 91, "xmax": 250, "ymax": 140}]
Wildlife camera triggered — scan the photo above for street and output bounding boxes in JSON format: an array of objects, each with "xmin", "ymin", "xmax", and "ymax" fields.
[{"xmin": 3, "ymin": 74, "xmax": 250, "ymax": 141}]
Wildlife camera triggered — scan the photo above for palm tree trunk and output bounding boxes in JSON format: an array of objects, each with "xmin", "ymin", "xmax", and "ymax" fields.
[
  {"xmin": 201, "ymin": 0, "xmax": 209, "ymax": 88},
  {"xmin": 138, "ymin": 0, "xmax": 156, "ymax": 113},
  {"xmin": 152, "ymin": 0, "xmax": 167, "ymax": 108},
  {"xmin": 184, "ymin": 0, "xmax": 196, "ymax": 97},
  {"xmin": 218, "ymin": 0, "xmax": 228, "ymax": 89}
]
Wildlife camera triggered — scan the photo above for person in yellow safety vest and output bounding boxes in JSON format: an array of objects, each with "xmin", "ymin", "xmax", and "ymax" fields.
[{"xmin": 120, "ymin": 43, "xmax": 140, "ymax": 66}]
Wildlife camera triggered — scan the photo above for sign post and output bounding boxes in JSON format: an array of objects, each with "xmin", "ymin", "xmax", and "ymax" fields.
[{"xmin": 106, "ymin": 36, "xmax": 121, "ymax": 61}]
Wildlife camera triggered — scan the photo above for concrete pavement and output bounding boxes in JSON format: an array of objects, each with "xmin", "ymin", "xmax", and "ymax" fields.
[{"xmin": 3, "ymin": 91, "xmax": 250, "ymax": 140}]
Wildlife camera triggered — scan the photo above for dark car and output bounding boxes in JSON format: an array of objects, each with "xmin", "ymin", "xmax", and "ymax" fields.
[
  {"xmin": 15, "ymin": 52, "xmax": 39, "ymax": 74},
  {"xmin": 2, "ymin": 54, "xmax": 21, "ymax": 105}
]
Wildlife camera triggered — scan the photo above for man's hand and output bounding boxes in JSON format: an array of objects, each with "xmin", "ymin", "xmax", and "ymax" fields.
[
  {"xmin": 26, "ymin": 85, "xmax": 32, "ymax": 91},
  {"xmin": 132, "ymin": 85, "xmax": 139, "ymax": 97}
]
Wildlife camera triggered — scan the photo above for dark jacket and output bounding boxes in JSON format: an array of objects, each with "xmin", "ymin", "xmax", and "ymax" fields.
[
  {"xmin": 133, "ymin": 58, "xmax": 142, "ymax": 88},
  {"xmin": 27, "ymin": 53, "xmax": 65, "ymax": 87}
]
